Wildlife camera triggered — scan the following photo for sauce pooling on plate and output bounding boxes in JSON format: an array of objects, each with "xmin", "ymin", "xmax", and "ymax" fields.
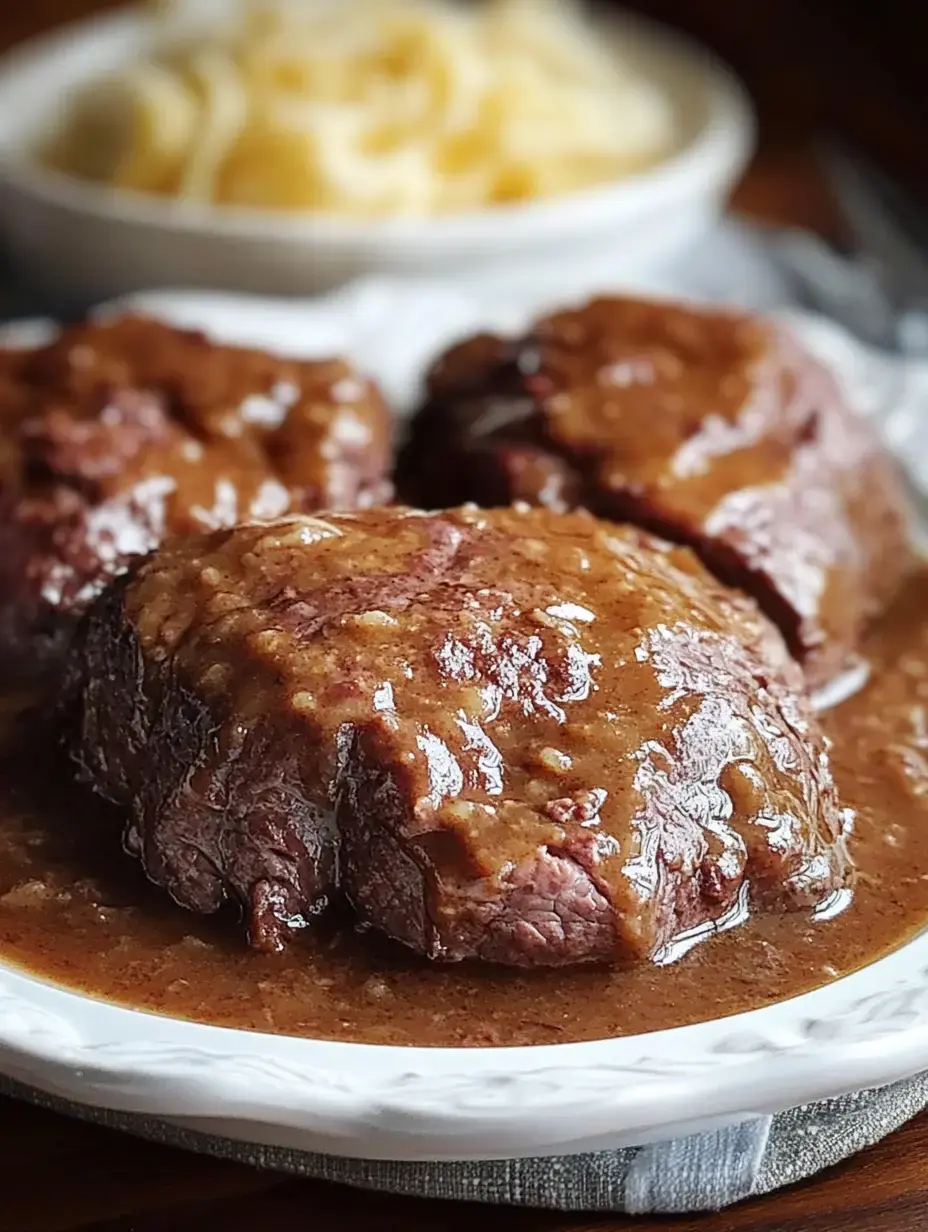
[{"xmin": 1, "ymin": 571, "xmax": 928, "ymax": 1047}]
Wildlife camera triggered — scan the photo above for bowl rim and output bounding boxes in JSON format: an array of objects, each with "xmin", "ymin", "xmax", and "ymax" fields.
[{"xmin": 0, "ymin": 4, "xmax": 755, "ymax": 247}]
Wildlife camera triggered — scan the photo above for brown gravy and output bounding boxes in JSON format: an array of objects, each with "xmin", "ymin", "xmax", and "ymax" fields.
[{"xmin": 2, "ymin": 573, "xmax": 928, "ymax": 1048}]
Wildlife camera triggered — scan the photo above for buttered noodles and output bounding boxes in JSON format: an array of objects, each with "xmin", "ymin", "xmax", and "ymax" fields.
[{"xmin": 44, "ymin": 0, "xmax": 677, "ymax": 217}]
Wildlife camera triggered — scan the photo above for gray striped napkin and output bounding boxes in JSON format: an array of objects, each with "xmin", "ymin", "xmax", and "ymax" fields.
[{"xmin": 3, "ymin": 1072, "xmax": 928, "ymax": 1213}]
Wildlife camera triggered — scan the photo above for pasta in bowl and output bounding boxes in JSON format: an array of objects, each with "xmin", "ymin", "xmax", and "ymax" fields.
[
  {"xmin": 0, "ymin": 0, "xmax": 752, "ymax": 301},
  {"xmin": 44, "ymin": 0, "xmax": 680, "ymax": 218}
]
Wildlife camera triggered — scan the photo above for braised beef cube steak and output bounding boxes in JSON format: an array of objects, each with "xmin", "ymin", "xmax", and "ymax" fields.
[
  {"xmin": 0, "ymin": 315, "xmax": 393, "ymax": 676},
  {"xmin": 397, "ymin": 297, "xmax": 912, "ymax": 689},
  {"xmin": 64, "ymin": 505, "xmax": 852, "ymax": 967}
]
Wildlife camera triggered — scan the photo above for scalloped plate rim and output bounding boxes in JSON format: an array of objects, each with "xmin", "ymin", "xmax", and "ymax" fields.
[{"xmin": 1, "ymin": 282, "xmax": 927, "ymax": 1161}]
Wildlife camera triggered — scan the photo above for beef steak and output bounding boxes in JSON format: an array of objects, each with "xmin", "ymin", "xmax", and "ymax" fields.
[
  {"xmin": 0, "ymin": 314, "xmax": 393, "ymax": 676},
  {"xmin": 63, "ymin": 505, "xmax": 852, "ymax": 966},
  {"xmin": 396, "ymin": 296, "xmax": 912, "ymax": 689}
]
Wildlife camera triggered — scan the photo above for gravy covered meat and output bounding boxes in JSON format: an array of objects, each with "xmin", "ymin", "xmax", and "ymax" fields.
[
  {"xmin": 63, "ymin": 505, "xmax": 852, "ymax": 967},
  {"xmin": 397, "ymin": 297, "xmax": 912, "ymax": 688},
  {"xmin": 0, "ymin": 315, "xmax": 393, "ymax": 676}
]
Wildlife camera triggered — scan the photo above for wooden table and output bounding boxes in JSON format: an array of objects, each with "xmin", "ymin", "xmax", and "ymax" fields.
[{"xmin": 2, "ymin": 3, "xmax": 928, "ymax": 1230}]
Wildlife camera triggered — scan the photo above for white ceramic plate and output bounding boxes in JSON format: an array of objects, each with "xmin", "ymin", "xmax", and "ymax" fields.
[
  {"xmin": 0, "ymin": 4, "xmax": 753, "ymax": 303},
  {"xmin": 1, "ymin": 281, "xmax": 928, "ymax": 1163}
]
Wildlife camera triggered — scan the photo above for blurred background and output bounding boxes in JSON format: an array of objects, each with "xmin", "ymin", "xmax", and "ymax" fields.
[
  {"xmin": 2, "ymin": 0, "xmax": 924, "ymax": 241},
  {"xmin": 1, "ymin": 0, "xmax": 926, "ymax": 318}
]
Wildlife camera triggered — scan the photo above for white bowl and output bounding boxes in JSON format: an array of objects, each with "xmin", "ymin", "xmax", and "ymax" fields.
[
  {"xmin": 0, "ymin": 5, "xmax": 754, "ymax": 306},
  {"xmin": 1, "ymin": 284, "xmax": 928, "ymax": 1162}
]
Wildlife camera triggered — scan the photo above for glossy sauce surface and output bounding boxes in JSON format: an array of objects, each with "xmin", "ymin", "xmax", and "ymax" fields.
[
  {"xmin": 69, "ymin": 507, "xmax": 848, "ymax": 966},
  {"xmin": 398, "ymin": 298, "xmax": 913, "ymax": 689},
  {"xmin": 1, "ymin": 316, "xmax": 392, "ymax": 522},
  {"xmin": 0, "ymin": 572, "xmax": 927, "ymax": 1046},
  {"xmin": 0, "ymin": 317, "xmax": 395, "ymax": 677}
]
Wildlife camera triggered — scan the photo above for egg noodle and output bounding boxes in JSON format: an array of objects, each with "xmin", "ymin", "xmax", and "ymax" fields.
[{"xmin": 44, "ymin": 0, "xmax": 677, "ymax": 217}]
